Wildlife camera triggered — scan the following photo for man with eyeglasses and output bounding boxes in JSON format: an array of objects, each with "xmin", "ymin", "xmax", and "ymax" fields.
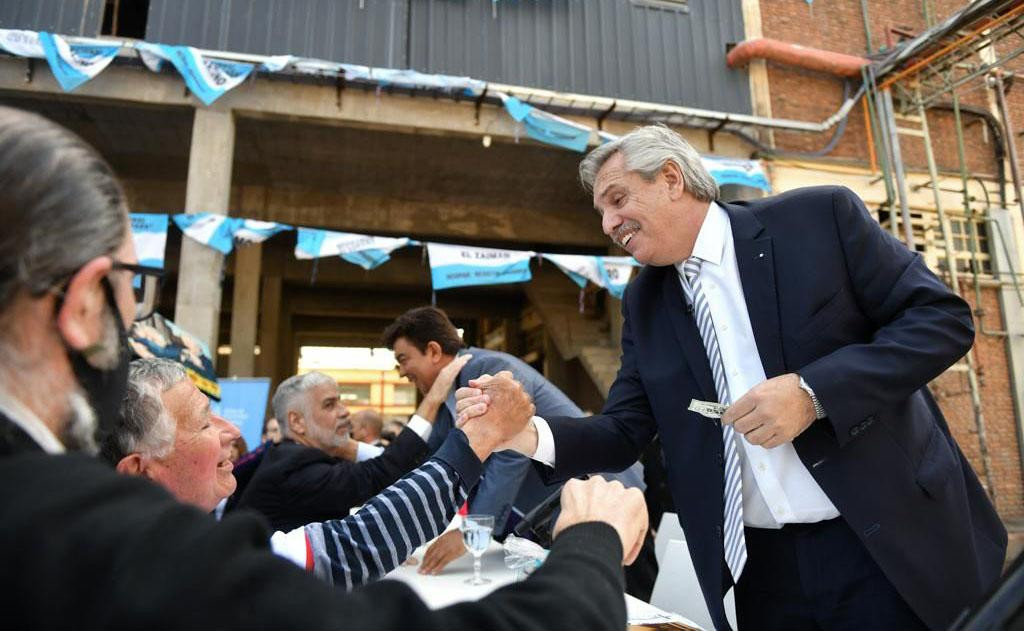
[{"xmin": 0, "ymin": 106, "xmax": 649, "ymax": 631}]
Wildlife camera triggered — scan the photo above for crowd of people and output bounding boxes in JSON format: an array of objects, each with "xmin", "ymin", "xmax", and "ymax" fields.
[{"xmin": 0, "ymin": 104, "xmax": 1010, "ymax": 630}]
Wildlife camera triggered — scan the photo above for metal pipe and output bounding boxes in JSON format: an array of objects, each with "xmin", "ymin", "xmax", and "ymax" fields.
[
  {"xmin": 917, "ymin": 88, "xmax": 998, "ymax": 503},
  {"xmin": 860, "ymin": 0, "xmax": 874, "ymax": 55},
  {"xmin": 951, "ymin": 91, "xmax": 1010, "ymax": 337},
  {"xmin": 864, "ymin": 66, "xmax": 900, "ymax": 238},
  {"xmin": 990, "ymin": 72, "xmax": 1024, "ymax": 228},
  {"xmin": 726, "ymin": 38, "xmax": 869, "ymax": 78},
  {"xmin": 881, "ymin": 89, "xmax": 916, "ymax": 247}
]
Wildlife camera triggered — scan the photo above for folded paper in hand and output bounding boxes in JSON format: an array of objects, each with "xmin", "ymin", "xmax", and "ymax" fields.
[{"xmin": 688, "ymin": 399, "xmax": 729, "ymax": 419}]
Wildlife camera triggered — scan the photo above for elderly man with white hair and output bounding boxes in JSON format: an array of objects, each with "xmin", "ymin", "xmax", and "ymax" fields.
[{"xmin": 105, "ymin": 357, "xmax": 506, "ymax": 588}]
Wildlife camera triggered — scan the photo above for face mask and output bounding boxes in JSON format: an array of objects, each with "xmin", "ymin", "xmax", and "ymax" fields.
[{"xmin": 65, "ymin": 277, "xmax": 131, "ymax": 452}]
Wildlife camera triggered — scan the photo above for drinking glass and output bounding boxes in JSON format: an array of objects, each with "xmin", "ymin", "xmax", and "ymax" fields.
[{"xmin": 460, "ymin": 514, "xmax": 495, "ymax": 585}]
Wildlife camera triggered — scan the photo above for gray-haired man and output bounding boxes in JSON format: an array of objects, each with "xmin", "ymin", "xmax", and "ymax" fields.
[
  {"xmin": 228, "ymin": 357, "xmax": 468, "ymax": 532},
  {"xmin": 106, "ymin": 357, "xmax": 502, "ymax": 589}
]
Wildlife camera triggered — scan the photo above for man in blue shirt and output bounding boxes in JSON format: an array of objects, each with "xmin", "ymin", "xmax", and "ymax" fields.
[{"xmin": 383, "ymin": 306, "xmax": 645, "ymax": 575}]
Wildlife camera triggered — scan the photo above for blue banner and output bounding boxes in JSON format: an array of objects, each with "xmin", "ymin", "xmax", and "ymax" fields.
[
  {"xmin": 38, "ymin": 32, "xmax": 119, "ymax": 92},
  {"xmin": 700, "ymin": 156, "xmax": 771, "ymax": 191},
  {"xmin": 503, "ymin": 96, "xmax": 592, "ymax": 153},
  {"xmin": 137, "ymin": 43, "xmax": 255, "ymax": 105},
  {"xmin": 427, "ymin": 243, "xmax": 534, "ymax": 290},
  {"xmin": 174, "ymin": 214, "xmax": 291, "ymax": 255},
  {"xmin": 130, "ymin": 213, "xmax": 169, "ymax": 269},
  {"xmin": 295, "ymin": 227, "xmax": 415, "ymax": 270},
  {"xmin": 212, "ymin": 378, "xmax": 272, "ymax": 450}
]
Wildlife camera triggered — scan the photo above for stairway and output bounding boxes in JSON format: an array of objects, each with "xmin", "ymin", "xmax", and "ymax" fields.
[{"xmin": 524, "ymin": 269, "xmax": 622, "ymax": 398}]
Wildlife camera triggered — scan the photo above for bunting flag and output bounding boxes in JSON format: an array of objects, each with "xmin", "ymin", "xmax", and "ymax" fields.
[
  {"xmin": 596, "ymin": 256, "xmax": 641, "ymax": 299},
  {"xmin": 0, "ymin": 30, "xmax": 119, "ymax": 92},
  {"xmin": 427, "ymin": 243, "xmax": 534, "ymax": 290},
  {"xmin": 38, "ymin": 32, "xmax": 120, "ymax": 91},
  {"xmin": 542, "ymin": 254, "xmax": 640, "ymax": 298},
  {"xmin": 295, "ymin": 228, "xmax": 414, "ymax": 270},
  {"xmin": 136, "ymin": 42, "xmax": 255, "ymax": 105},
  {"xmin": 700, "ymin": 156, "xmax": 771, "ymax": 191},
  {"xmin": 0, "ymin": 29, "xmax": 45, "ymax": 57},
  {"xmin": 130, "ymin": 213, "xmax": 169, "ymax": 269},
  {"xmin": 173, "ymin": 213, "xmax": 291, "ymax": 255},
  {"xmin": 502, "ymin": 96, "xmax": 593, "ymax": 153}
]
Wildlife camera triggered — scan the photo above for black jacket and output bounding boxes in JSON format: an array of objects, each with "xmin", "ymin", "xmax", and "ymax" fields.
[
  {"xmin": 0, "ymin": 414, "xmax": 627, "ymax": 631},
  {"xmin": 231, "ymin": 429, "xmax": 430, "ymax": 532}
]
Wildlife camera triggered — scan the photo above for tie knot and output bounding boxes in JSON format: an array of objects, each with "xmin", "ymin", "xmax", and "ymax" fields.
[{"xmin": 683, "ymin": 257, "xmax": 702, "ymax": 285}]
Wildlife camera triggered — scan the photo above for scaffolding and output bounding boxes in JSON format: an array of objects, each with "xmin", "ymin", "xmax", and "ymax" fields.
[{"xmin": 864, "ymin": 0, "xmax": 1024, "ymax": 502}]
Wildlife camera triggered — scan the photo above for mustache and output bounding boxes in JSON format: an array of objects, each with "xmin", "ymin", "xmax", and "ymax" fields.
[{"xmin": 611, "ymin": 221, "xmax": 641, "ymax": 245}]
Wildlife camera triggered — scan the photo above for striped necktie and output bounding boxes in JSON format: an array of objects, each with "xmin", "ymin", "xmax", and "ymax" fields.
[{"xmin": 680, "ymin": 257, "xmax": 747, "ymax": 583}]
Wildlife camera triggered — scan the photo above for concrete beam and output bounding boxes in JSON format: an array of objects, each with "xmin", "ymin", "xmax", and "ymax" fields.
[
  {"xmin": 0, "ymin": 57, "xmax": 749, "ymax": 157},
  {"xmin": 227, "ymin": 243, "xmax": 261, "ymax": 376},
  {"xmin": 237, "ymin": 186, "xmax": 608, "ymax": 249},
  {"xmin": 174, "ymin": 108, "xmax": 234, "ymax": 355}
]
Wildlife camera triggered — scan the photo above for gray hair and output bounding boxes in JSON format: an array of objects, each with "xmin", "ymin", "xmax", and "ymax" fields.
[
  {"xmin": 578, "ymin": 124, "xmax": 718, "ymax": 202},
  {"xmin": 272, "ymin": 371, "xmax": 338, "ymax": 435},
  {"xmin": 102, "ymin": 358, "xmax": 185, "ymax": 464},
  {"xmin": 0, "ymin": 107, "xmax": 128, "ymax": 324}
]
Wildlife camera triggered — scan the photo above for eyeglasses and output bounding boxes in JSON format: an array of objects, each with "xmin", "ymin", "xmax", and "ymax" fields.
[{"xmin": 111, "ymin": 262, "xmax": 165, "ymax": 321}]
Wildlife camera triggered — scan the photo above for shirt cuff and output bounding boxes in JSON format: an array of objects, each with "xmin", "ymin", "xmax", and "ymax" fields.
[
  {"xmin": 532, "ymin": 416, "xmax": 556, "ymax": 467},
  {"xmin": 407, "ymin": 414, "xmax": 433, "ymax": 441},
  {"xmin": 432, "ymin": 429, "xmax": 485, "ymax": 490},
  {"xmin": 269, "ymin": 528, "xmax": 309, "ymax": 570},
  {"xmin": 355, "ymin": 441, "xmax": 384, "ymax": 462}
]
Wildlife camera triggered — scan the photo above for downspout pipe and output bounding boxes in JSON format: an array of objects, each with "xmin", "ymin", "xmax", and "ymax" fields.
[{"xmin": 727, "ymin": 38, "xmax": 871, "ymax": 78}]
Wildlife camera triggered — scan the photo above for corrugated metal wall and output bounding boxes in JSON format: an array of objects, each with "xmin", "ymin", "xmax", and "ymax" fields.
[
  {"xmin": 408, "ymin": 0, "xmax": 750, "ymax": 113},
  {"xmin": 13, "ymin": 0, "xmax": 750, "ymax": 112},
  {"xmin": 146, "ymin": 0, "xmax": 407, "ymax": 68},
  {"xmin": 0, "ymin": 0, "xmax": 105, "ymax": 36}
]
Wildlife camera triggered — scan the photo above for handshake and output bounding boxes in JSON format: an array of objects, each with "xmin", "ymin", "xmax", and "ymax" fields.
[{"xmin": 455, "ymin": 372, "xmax": 648, "ymax": 566}]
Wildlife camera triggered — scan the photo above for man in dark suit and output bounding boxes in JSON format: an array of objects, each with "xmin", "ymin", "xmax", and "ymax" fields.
[
  {"xmin": 0, "ymin": 105, "xmax": 649, "ymax": 631},
  {"xmin": 457, "ymin": 125, "xmax": 1007, "ymax": 630},
  {"xmin": 229, "ymin": 361, "xmax": 466, "ymax": 532}
]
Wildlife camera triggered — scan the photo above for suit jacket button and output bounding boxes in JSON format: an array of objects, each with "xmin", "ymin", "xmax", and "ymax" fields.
[{"xmin": 716, "ymin": 526, "xmax": 722, "ymax": 538}]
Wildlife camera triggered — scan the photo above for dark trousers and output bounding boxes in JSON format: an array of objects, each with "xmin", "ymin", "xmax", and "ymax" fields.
[{"xmin": 735, "ymin": 518, "xmax": 927, "ymax": 630}]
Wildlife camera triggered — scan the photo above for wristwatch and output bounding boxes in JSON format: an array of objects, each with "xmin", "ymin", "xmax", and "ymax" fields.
[{"xmin": 798, "ymin": 376, "xmax": 827, "ymax": 420}]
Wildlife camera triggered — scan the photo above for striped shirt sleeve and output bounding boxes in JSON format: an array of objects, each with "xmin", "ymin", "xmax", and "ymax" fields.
[{"xmin": 270, "ymin": 429, "xmax": 483, "ymax": 590}]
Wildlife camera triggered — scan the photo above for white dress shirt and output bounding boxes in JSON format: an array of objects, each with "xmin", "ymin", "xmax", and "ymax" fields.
[{"xmin": 534, "ymin": 202, "xmax": 839, "ymax": 528}]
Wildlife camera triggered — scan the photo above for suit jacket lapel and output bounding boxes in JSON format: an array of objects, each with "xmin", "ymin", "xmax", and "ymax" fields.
[
  {"xmin": 723, "ymin": 202, "xmax": 787, "ymax": 379},
  {"xmin": 661, "ymin": 268, "xmax": 718, "ymax": 401}
]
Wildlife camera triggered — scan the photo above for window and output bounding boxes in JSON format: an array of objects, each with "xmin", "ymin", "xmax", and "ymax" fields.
[
  {"xmin": 101, "ymin": 0, "xmax": 150, "ymax": 39},
  {"xmin": 392, "ymin": 384, "xmax": 417, "ymax": 406},
  {"xmin": 338, "ymin": 383, "xmax": 372, "ymax": 406}
]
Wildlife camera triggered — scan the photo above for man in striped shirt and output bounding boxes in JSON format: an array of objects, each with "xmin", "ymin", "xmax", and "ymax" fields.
[{"xmin": 105, "ymin": 357, "xmax": 498, "ymax": 589}]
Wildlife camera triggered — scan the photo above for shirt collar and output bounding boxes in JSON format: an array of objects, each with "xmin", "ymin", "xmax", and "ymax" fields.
[
  {"xmin": 675, "ymin": 201, "xmax": 728, "ymax": 275},
  {"xmin": 0, "ymin": 385, "xmax": 66, "ymax": 454}
]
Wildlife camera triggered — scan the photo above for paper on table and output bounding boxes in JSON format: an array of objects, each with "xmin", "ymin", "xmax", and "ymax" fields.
[{"xmin": 625, "ymin": 594, "xmax": 704, "ymax": 630}]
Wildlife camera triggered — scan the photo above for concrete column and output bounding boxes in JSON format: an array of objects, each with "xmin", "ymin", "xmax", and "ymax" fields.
[
  {"xmin": 256, "ymin": 274, "xmax": 282, "ymax": 380},
  {"xmin": 174, "ymin": 107, "xmax": 235, "ymax": 358},
  {"xmin": 228, "ymin": 243, "xmax": 262, "ymax": 376}
]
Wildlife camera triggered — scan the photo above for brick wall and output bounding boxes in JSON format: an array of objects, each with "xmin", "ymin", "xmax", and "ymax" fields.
[
  {"xmin": 758, "ymin": 1, "xmax": 1024, "ymax": 520},
  {"xmin": 931, "ymin": 284, "xmax": 1024, "ymax": 518}
]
